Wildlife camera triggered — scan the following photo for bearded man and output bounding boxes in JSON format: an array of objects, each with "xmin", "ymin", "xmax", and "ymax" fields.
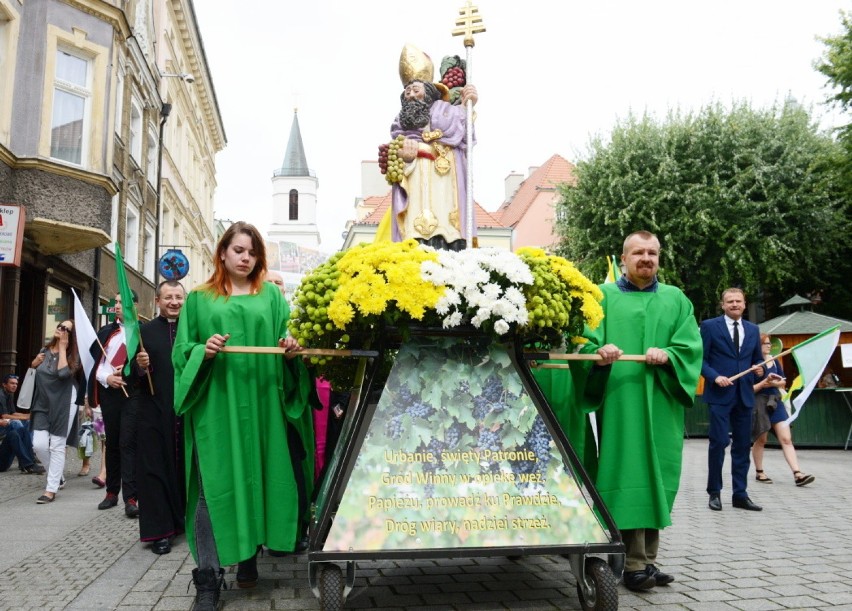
[{"xmin": 390, "ymin": 79, "xmax": 477, "ymax": 251}]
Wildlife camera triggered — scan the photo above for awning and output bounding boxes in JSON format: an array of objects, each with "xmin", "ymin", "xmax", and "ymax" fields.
[{"xmin": 25, "ymin": 218, "xmax": 111, "ymax": 255}]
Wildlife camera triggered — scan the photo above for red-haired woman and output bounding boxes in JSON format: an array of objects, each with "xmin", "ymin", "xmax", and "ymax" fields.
[
  {"xmin": 173, "ymin": 222, "xmax": 311, "ymax": 610},
  {"xmin": 30, "ymin": 319, "xmax": 83, "ymax": 503},
  {"xmin": 751, "ymin": 333, "xmax": 814, "ymax": 487}
]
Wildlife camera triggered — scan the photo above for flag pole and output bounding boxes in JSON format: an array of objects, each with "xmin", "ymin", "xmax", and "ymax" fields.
[
  {"xmin": 727, "ymin": 349, "xmax": 795, "ymax": 382},
  {"xmin": 94, "ymin": 336, "xmax": 129, "ymax": 398},
  {"xmin": 727, "ymin": 325, "xmax": 841, "ymax": 382},
  {"xmin": 452, "ymin": 1, "xmax": 485, "ymax": 249}
]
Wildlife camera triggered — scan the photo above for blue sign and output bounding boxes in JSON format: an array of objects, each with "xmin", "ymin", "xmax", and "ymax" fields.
[{"xmin": 158, "ymin": 249, "xmax": 189, "ymax": 281}]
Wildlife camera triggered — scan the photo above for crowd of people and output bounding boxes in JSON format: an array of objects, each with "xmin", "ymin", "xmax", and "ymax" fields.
[{"xmin": 0, "ymin": 223, "xmax": 831, "ymax": 608}]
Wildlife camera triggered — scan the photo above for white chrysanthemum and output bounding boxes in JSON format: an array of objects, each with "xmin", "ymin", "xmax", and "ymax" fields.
[
  {"xmin": 443, "ymin": 311, "xmax": 463, "ymax": 328},
  {"xmin": 419, "ymin": 248, "xmax": 532, "ymax": 334}
]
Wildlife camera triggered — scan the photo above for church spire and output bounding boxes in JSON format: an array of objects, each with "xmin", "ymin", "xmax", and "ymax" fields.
[{"xmin": 276, "ymin": 109, "xmax": 311, "ymax": 177}]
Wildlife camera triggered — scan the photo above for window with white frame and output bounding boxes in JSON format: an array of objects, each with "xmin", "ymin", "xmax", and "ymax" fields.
[
  {"xmin": 129, "ymin": 96, "xmax": 143, "ymax": 163},
  {"xmin": 114, "ymin": 68, "xmax": 124, "ymax": 135},
  {"xmin": 108, "ymin": 192, "xmax": 119, "ymax": 251},
  {"xmin": 0, "ymin": 9, "xmax": 10, "ymax": 100},
  {"xmin": 143, "ymin": 222, "xmax": 155, "ymax": 280},
  {"xmin": 50, "ymin": 49, "xmax": 91, "ymax": 165},
  {"xmin": 146, "ymin": 125, "xmax": 158, "ymax": 184},
  {"xmin": 162, "ymin": 207, "xmax": 171, "ymax": 245},
  {"xmin": 125, "ymin": 204, "xmax": 140, "ymax": 269}
]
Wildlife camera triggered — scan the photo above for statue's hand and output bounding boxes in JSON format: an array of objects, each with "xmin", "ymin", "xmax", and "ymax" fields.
[
  {"xmin": 401, "ymin": 138, "xmax": 418, "ymax": 162},
  {"xmin": 460, "ymin": 84, "xmax": 478, "ymax": 106}
]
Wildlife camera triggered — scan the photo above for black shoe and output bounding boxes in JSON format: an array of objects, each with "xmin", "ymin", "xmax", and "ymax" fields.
[
  {"xmin": 191, "ymin": 567, "xmax": 225, "ymax": 611},
  {"xmin": 732, "ymin": 496, "xmax": 762, "ymax": 511},
  {"xmin": 708, "ymin": 494, "xmax": 722, "ymax": 511},
  {"xmin": 236, "ymin": 553, "xmax": 258, "ymax": 589},
  {"xmin": 623, "ymin": 569, "xmax": 656, "ymax": 591},
  {"xmin": 59, "ymin": 477, "xmax": 65, "ymax": 490},
  {"xmin": 98, "ymin": 493, "xmax": 118, "ymax": 510},
  {"xmin": 23, "ymin": 464, "xmax": 46, "ymax": 475},
  {"xmin": 646, "ymin": 564, "xmax": 674, "ymax": 585},
  {"xmin": 295, "ymin": 536, "xmax": 309, "ymax": 553},
  {"xmin": 151, "ymin": 538, "xmax": 171, "ymax": 555},
  {"xmin": 125, "ymin": 498, "xmax": 139, "ymax": 518}
]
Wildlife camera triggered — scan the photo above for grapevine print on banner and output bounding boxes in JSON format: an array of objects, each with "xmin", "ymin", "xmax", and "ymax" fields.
[{"xmin": 324, "ymin": 334, "xmax": 609, "ymax": 552}]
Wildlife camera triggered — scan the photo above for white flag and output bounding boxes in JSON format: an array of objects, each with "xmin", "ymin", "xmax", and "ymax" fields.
[
  {"xmin": 72, "ymin": 288, "xmax": 98, "ymax": 384},
  {"xmin": 785, "ymin": 325, "xmax": 841, "ymax": 424}
]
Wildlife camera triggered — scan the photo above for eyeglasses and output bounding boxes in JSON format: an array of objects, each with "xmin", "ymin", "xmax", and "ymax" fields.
[
  {"xmin": 57, "ymin": 324, "xmax": 69, "ymax": 332},
  {"xmin": 761, "ymin": 342, "xmax": 771, "ymax": 345}
]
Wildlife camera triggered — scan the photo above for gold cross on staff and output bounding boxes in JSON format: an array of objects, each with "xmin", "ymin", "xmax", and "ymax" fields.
[{"xmin": 452, "ymin": 1, "xmax": 486, "ymax": 47}]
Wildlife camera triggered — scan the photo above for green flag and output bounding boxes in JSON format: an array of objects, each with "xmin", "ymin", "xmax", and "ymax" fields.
[
  {"xmin": 785, "ymin": 325, "xmax": 840, "ymax": 424},
  {"xmin": 114, "ymin": 243, "xmax": 140, "ymax": 376}
]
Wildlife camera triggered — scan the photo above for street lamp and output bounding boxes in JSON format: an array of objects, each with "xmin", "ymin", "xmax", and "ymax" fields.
[
  {"xmin": 154, "ymin": 102, "xmax": 172, "ymax": 277},
  {"xmin": 160, "ymin": 72, "xmax": 195, "ymax": 84}
]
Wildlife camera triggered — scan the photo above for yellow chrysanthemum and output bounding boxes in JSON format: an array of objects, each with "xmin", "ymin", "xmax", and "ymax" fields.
[{"xmin": 328, "ymin": 241, "xmax": 442, "ymax": 328}]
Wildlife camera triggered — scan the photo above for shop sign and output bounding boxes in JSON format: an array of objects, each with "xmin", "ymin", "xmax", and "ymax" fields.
[{"xmin": 0, "ymin": 203, "xmax": 26, "ymax": 267}]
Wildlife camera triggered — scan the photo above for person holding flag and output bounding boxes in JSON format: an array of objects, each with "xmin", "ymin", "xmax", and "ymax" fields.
[
  {"xmin": 89, "ymin": 286, "xmax": 139, "ymax": 517},
  {"xmin": 750, "ymin": 333, "xmax": 814, "ymax": 487},
  {"xmin": 701, "ymin": 288, "xmax": 766, "ymax": 512}
]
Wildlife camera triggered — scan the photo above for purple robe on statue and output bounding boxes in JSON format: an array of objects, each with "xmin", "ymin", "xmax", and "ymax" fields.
[{"xmin": 390, "ymin": 100, "xmax": 475, "ymax": 243}]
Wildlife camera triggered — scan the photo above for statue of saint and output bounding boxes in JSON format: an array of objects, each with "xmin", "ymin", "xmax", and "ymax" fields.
[{"xmin": 386, "ymin": 45, "xmax": 477, "ymax": 251}]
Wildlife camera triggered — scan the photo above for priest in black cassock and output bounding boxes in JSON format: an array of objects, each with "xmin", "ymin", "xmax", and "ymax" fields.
[{"xmin": 133, "ymin": 280, "xmax": 187, "ymax": 555}]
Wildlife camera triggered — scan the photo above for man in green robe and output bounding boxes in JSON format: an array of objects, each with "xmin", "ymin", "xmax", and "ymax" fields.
[{"xmin": 574, "ymin": 230, "xmax": 702, "ymax": 592}]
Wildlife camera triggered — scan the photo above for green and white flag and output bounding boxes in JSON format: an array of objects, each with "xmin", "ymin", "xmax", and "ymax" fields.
[
  {"xmin": 114, "ymin": 243, "xmax": 140, "ymax": 377},
  {"xmin": 785, "ymin": 325, "xmax": 841, "ymax": 424}
]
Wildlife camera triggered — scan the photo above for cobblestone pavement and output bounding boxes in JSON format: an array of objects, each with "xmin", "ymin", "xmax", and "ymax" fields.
[{"xmin": 1, "ymin": 439, "xmax": 850, "ymax": 610}]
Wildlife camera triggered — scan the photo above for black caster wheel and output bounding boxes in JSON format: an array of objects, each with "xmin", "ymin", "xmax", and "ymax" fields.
[
  {"xmin": 318, "ymin": 563, "xmax": 344, "ymax": 611},
  {"xmin": 576, "ymin": 556, "xmax": 618, "ymax": 611}
]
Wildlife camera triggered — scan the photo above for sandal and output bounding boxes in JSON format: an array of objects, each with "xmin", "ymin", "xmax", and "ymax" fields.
[
  {"xmin": 755, "ymin": 469, "xmax": 773, "ymax": 483},
  {"xmin": 794, "ymin": 471, "xmax": 814, "ymax": 487}
]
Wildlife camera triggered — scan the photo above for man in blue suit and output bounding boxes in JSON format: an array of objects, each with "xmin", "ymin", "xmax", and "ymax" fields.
[{"xmin": 700, "ymin": 288, "xmax": 764, "ymax": 511}]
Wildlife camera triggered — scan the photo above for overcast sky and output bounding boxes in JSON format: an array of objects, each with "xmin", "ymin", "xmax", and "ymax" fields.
[{"xmin": 193, "ymin": 1, "xmax": 848, "ymax": 252}]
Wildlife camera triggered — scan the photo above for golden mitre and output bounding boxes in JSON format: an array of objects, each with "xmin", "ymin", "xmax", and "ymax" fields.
[
  {"xmin": 398, "ymin": 43, "xmax": 450, "ymax": 101},
  {"xmin": 399, "ymin": 43, "xmax": 434, "ymax": 85}
]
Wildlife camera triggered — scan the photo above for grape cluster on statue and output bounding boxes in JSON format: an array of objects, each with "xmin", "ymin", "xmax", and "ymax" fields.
[{"xmin": 377, "ymin": 44, "xmax": 478, "ymax": 251}]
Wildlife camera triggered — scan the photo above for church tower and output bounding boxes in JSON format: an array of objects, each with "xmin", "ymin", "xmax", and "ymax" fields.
[{"xmin": 268, "ymin": 110, "xmax": 321, "ymax": 248}]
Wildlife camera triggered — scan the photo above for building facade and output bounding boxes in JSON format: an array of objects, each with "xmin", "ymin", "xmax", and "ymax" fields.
[{"xmin": 0, "ymin": 0, "xmax": 223, "ymax": 378}]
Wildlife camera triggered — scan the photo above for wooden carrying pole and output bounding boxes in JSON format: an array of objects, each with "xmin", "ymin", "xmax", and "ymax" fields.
[
  {"xmin": 525, "ymin": 351, "xmax": 648, "ymax": 368},
  {"xmin": 220, "ymin": 346, "xmax": 379, "ymax": 358}
]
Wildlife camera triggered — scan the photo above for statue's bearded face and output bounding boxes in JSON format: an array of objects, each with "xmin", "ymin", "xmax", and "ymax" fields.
[{"xmin": 399, "ymin": 98, "xmax": 431, "ymax": 130}]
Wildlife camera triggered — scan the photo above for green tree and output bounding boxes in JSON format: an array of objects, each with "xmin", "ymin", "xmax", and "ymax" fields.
[
  {"xmin": 816, "ymin": 11, "xmax": 852, "ymax": 147},
  {"xmin": 555, "ymin": 101, "xmax": 850, "ymax": 320}
]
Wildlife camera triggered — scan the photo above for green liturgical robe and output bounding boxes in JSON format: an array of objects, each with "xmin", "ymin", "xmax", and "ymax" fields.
[
  {"xmin": 531, "ymin": 362, "xmax": 597, "ymax": 475},
  {"xmin": 173, "ymin": 282, "xmax": 312, "ymax": 566},
  {"xmin": 575, "ymin": 283, "xmax": 702, "ymax": 530}
]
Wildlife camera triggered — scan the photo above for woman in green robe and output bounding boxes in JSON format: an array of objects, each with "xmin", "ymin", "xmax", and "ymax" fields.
[{"xmin": 173, "ymin": 222, "xmax": 311, "ymax": 610}]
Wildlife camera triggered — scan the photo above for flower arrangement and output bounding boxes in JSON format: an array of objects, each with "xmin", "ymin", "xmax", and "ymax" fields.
[{"xmin": 287, "ymin": 240, "xmax": 603, "ymax": 385}]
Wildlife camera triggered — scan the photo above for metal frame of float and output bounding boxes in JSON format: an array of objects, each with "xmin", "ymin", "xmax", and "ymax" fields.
[{"xmin": 306, "ymin": 327, "xmax": 624, "ymax": 611}]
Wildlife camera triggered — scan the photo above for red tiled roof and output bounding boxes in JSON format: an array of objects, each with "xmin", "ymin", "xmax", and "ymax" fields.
[
  {"xmin": 359, "ymin": 192, "xmax": 505, "ymax": 228},
  {"xmin": 496, "ymin": 154, "xmax": 576, "ymax": 228}
]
